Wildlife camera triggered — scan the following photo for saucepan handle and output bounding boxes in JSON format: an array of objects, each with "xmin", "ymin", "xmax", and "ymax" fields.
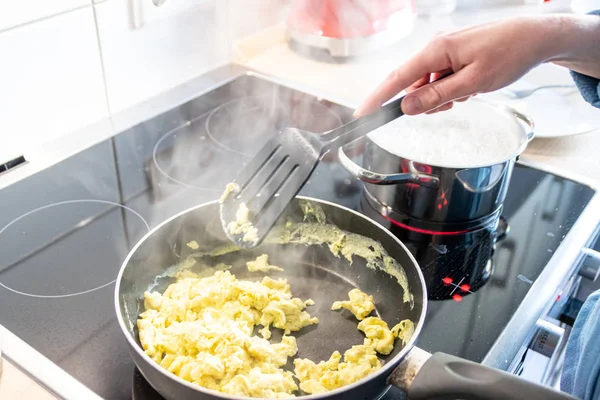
[
  {"xmin": 507, "ymin": 106, "xmax": 535, "ymax": 142},
  {"xmin": 337, "ymin": 143, "xmax": 439, "ymax": 189},
  {"xmin": 390, "ymin": 348, "xmax": 577, "ymax": 400}
]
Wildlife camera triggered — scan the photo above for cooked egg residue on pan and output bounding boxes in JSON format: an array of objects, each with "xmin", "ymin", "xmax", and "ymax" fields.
[{"xmin": 138, "ymin": 256, "xmax": 414, "ymax": 397}]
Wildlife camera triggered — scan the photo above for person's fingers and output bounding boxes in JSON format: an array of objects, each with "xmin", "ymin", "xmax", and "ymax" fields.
[
  {"xmin": 455, "ymin": 96, "xmax": 471, "ymax": 102},
  {"xmin": 425, "ymin": 102, "xmax": 454, "ymax": 114},
  {"xmin": 406, "ymin": 75, "xmax": 431, "ymax": 93},
  {"xmin": 354, "ymin": 44, "xmax": 451, "ymax": 116},
  {"xmin": 406, "ymin": 68, "xmax": 454, "ymax": 93},
  {"xmin": 430, "ymin": 68, "xmax": 453, "ymax": 82},
  {"xmin": 401, "ymin": 66, "xmax": 480, "ymax": 114}
]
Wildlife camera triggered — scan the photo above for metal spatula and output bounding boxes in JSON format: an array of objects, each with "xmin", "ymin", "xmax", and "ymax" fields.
[{"xmin": 219, "ymin": 95, "xmax": 405, "ymax": 248}]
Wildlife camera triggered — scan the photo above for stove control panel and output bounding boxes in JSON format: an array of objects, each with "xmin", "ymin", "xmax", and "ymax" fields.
[{"xmin": 516, "ymin": 243, "xmax": 600, "ymax": 389}]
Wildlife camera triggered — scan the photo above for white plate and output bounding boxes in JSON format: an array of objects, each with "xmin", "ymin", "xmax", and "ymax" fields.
[
  {"xmin": 570, "ymin": 0, "xmax": 600, "ymax": 14},
  {"xmin": 489, "ymin": 64, "xmax": 600, "ymax": 138}
]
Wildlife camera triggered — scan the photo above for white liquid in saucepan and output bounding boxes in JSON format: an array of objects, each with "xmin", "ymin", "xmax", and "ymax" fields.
[{"xmin": 367, "ymin": 100, "xmax": 527, "ymax": 168}]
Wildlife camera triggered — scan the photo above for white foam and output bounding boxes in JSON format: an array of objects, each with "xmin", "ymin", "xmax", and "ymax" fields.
[{"xmin": 367, "ymin": 100, "xmax": 527, "ymax": 168}]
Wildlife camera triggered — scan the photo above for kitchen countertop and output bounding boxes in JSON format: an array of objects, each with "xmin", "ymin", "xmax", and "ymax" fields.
[
  {"xmin": 3, "ymin": 1, "xmax": 600, "ymax": 398},
  {"xmin": 234, "ymin": 0, "xmax": 600, "ymax": 186},
  {"xmin": 0, "ymin": 360, "xmax": 57, "ymax": 400}
]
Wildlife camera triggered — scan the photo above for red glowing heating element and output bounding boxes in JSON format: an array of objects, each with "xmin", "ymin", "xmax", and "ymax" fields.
[
  {"xmin": 443, "ymin": 277, "xmax": 471, "ymax": 302},
  {"xmin": 437, "ymin": 191, "xmax": 449, "ymax": 210},
  {"xmin": 381, "ymin": 214, "xmax": 470, "ymax": 236}
]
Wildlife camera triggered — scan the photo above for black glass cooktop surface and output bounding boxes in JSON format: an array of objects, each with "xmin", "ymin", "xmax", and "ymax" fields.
[{"xmin": 0, "ymin": 74, "xmax": 595, "ymax": 400}]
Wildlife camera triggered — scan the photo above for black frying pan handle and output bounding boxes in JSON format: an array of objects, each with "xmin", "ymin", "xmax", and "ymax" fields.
[{"xmin": 391, "ymin": 350, "xmax": 577, "ymax": 400}]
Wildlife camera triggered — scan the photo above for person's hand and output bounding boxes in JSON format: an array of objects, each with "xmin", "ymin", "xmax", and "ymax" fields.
[{"xmin": 354, "ymin": 16, "xmax": 569, "ymax": 117}]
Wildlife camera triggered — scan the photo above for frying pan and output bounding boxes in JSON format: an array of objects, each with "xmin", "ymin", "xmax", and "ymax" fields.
[{"xmin": 115, "ymin": 197, "xmax": 576, "ymax": 400}]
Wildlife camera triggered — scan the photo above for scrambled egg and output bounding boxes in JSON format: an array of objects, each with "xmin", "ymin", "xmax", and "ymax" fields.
[
  {"xmin": 137, "ymin": 268, "xmax": 317, "ymax": 398},
  {"xmin": 186, "ymin": 240, "xmax": 199, "ymax": 250},
  {"xmin": 331, "ymin": 288, "xmax": 375, "ymax": 320},
  {"xmin": 357, "ymin": 317, "xmax": 395, "ymax": 355},
  {"xmin": 220, "ymin": 182, "xmax": 240, "ymax": 203},
  {"xmin": 293, "ymin": 344, "xmax": 381, "ymax": 394},
  {"xmin": 227, "ymin": 202, "xmax": 259, "ymax": 244},
  {"xmin": 293, "ymin": 289, "xmax": 415, "ymax": 394},
  {"xmin": 139, "ymin": 248, "xmax": 415, "ymax": 397},
  {"xmin": 220, "ymin": 183, "xmax": 259, "ymax": 244},
  {"xmin": 247, "ymin": 254, "xmax": 283, "ymax": 273}
]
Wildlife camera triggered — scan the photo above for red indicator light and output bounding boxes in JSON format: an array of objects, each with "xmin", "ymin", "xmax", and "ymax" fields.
[
  {"xmin": 442, "ymin": 277, "xmax": 453, "ymax": 285},
  {"xmin": 459, "ymin": 284, "xmax": 471, "ymax": 292},
  {"xmin": 556, "ymin": 294, "xmax": 561, "ymax": 301},
  {"xmin": 443, "ymin": 199, "xmax": 448, "ymax": 206},
  {"xmin": 452, "ymin": 294, "xmax": 463, "ymax": 302},
  {"xmin": 381, "ymin": 214, "xmax": 470, "ymax": 235},
  {"xmin": 437, "ymin": 204, "xmax": 442, "ymax": 210},
  {"xmin": 441, "ymin": 193, "xmax": 445, "ymax": 199}
]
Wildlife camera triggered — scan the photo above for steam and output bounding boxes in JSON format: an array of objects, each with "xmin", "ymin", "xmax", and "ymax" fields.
[
  {"xmin": 145, "ymin": 69, "xmax": 347, "ymax": 232},
  {"xmin": 132, "ymin": 0, "xmax": 419, "ymax": 337}
]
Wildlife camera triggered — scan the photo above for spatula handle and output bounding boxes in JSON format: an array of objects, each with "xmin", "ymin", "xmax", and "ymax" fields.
[
  {"xmin": 320, "ymin": 95, "xmax": 406, "ymax": 151},
  {"xmin": 321, "ymin": 72, "xmax": 455, "ymax": 151}
]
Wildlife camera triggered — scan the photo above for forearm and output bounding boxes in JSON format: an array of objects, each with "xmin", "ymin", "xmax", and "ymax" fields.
[
  {"xmin": 544, "ymin": 14, "xmax": 600, "ymax": 79},
  {"xmin": 355, "ymin": 12, "xmax": 600, "ymax": 116}
]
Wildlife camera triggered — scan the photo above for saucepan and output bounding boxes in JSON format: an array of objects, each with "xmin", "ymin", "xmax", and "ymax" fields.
[
  {"xmin": 115, "ymin": 197, "xmax": 575, "ymax": 400},
  {"xmin": 337, "ymin": 102, "xmax": 535, "ymax": 232}
]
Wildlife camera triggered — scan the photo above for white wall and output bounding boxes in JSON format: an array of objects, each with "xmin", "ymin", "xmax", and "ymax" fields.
[
  {"xmin": 0, "ymin": 3, "xmax": 107, "ymax": 165},
  {"xmin": 0, "ymin": 0, "xmax": 286, "ymax": 166},
  {"xmin": 227, "ymin": 0, "xmax": 288, "ymax": 40},
  {"xmin": 94, "ymin": 0, "xmax": 230, "ymax": 114}
]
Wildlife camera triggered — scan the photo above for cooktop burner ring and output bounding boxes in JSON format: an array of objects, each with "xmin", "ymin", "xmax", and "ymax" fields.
[
  {"xmin": 0, "ymin": 199, "xmax": 150, "ymax": 299},
  {"xmin": 362, "ymin": 188, "xmax": 503, "ymax": 235},
  {"xmin": 152, "ymin": 121, "xmax": 229, "ymax": 192},
  {"xmin": 204, "ymin": 95, "xmax": 344, "ymax": 157}
]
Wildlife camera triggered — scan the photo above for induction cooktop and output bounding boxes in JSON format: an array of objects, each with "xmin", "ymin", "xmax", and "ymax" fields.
[{"xmin": 0, "ymin": 71, "xmax": 596, "ymax": 400}]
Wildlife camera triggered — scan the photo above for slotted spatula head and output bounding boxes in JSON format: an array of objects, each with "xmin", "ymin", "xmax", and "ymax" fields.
[
  {"xmin": 220, "ymin": 95, "xmax": 406, "ymax": 248},
  {"xmin": 219, "ymin": 127, "xmax": 325, "ymax": 248}
]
